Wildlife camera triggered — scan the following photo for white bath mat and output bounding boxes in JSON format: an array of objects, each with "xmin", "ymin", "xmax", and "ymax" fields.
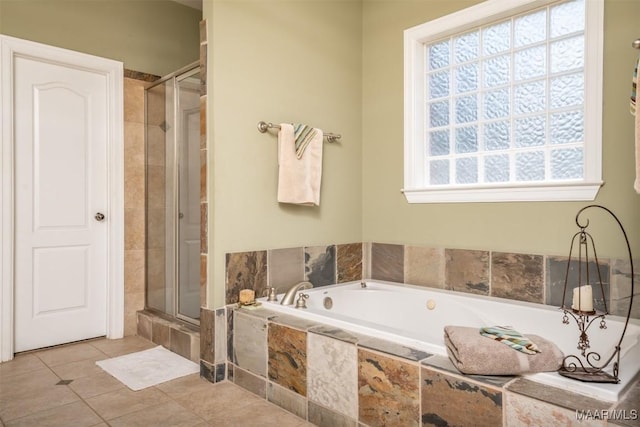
[{"xmin": 96, "ymin": 345, "xmax": 199, "ymax": 391}]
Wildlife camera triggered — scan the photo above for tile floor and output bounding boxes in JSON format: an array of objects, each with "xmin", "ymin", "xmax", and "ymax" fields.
[{"xmin": 0, "ymin": 336, "xmax": 313, "ymax": 426}]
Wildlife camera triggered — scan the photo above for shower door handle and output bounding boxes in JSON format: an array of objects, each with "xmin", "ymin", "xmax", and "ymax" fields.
[{"xmin": 95, "ymin": 212, "xmax": 105, "ymax": 222}]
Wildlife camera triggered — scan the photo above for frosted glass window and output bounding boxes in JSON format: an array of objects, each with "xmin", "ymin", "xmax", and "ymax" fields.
[
  {"xmin": 551, "ymin": 36, "xmax": 584, "ymax": 73},
  {"xmin": 550, "ymin": 73, "xmax": 584, "ymax": 109},
  {"xmin": 429, "ymin": 130, "xmax": 450, "ymax": 156},
  {"xmin": 456, "ymin": 157, "xmax": 478, "ymax": 184},
  {"xmin": 483, "ymin": 55, "xmax": 510, "ymax": 88},
  {"xmin": 429, "ymin": 41, "xmax": 450, "ymax": 70},
  {"xmin": 484, "ymin": 121, "xmax": 510, "ymax": 151},
  {"xmin": 455, "ymin": 126, "xmax": 478, "ymax": 153},
  {"xmin": 455, "ymin": 95, "xmax": 477, "ymax": 124},
  {"xmin": 485, "ymin": 154, "xmax": 510, "ymax": 182},
  {"xmin": 515, "ymin": 80, "xmax": 546, "ymax": 114},
  {"xmin": 429, "ymin": 101, "xmax": 449, "ymax": 127},
  {"xmin": 514, "ymin": 10, "xmax": 546, "ymax": 47},
  {"xmin": 483, "ymin": 89, "xmax": 510, "ymax": 120},
  {"xmin": 515, "ymin": 116, "xmax": 545, "ymax": 148},
  {"xmin": 550, "ymin": 0, "xmax": 584, "ymax": 38},
  {"xmin": 551, "ymin": 148, "xmax": 583, "ymax": 179},
  {"xmin": 455, "ymin": 63, "xmax": 478, "ymax": 94},
  {"xmin": 429, "ymin": 71, "xmax": 450, "ymax": 99},
  {"xmin": 515, "ymin": 46, "xmax": 546, "ymax": 81},
  {"xmin": 550, "ymin": 110, "xmax": 583, "ymax": 144},
  {"xmin": 454, "ymin": 31, "xmax": 479, "ymax": 63},
  {"xmin": 516, "ymin": 151, "xmax": 545, "ymax": 181},
  {"xmin": 430, "ymin": 160, "xmax": 450, "ymax": 185},
  {"xmin": 406, "ymin": 0, "xmax": 601, "ymax": 203},
  {"xmin": 482, "ymin": 22, "xmax": 510, "ymax": 55}
]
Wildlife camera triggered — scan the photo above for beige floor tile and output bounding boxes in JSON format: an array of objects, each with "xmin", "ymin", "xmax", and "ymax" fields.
[
  {"xmin": 4, "ymin": 400, "xmax": 103, "ymax": 427},
  {"xmin": 89, "ymin": 336, "xmax": 156, "ymax": 358},
  {"xmin": 49, "ymin": 356, "xmax": 108, "ymax": 381},
  {"xmin": 0, "ymin": 368, "xmax": 59, "ymax": 398},
  {"xmin": 68, "ymin": 371, "xmax": 125, "ymax": 399},
  {"xmin": 155, "ymin": 374, "xmax": 216, "ymax": 399},
  {"xmin": 214, "ymin": 399, "xmax": 313, "ymax": 427},
  {"xmin": 0, "ymin": 385, "xmax": 80, "ymax": 422},
  {"xmin": 36, "ymin": 343, "xmax": 108, "ymax": 367},
  {"xmin": 107, "ymin": 400, "xmax": 205, "ymax": 427},
  {"xmin": 174, "ymin": 382, "xmax": 263, "ymax": 421},
  {"xmin": 85, "ymin": 386, "xmax": 170, "ymax": 420},
  {"xmin": 0, "ymin": 354, "xmax": 47, "ymax": 379}
]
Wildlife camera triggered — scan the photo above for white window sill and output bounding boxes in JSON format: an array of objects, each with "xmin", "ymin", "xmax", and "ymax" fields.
[{"xmin": 402, "ymin": 181, "xmax": 604, "ymax": 204}]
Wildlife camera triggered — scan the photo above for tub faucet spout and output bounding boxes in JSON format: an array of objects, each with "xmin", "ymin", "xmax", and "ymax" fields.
[{"xmin": 280, "ymin": 281, "xmax": 313, "ymax": 305}]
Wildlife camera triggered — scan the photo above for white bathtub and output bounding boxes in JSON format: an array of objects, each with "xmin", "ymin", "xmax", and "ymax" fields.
[{"xmin": 260, "ymin": 280, "xmax": 640, "ymax": 402}]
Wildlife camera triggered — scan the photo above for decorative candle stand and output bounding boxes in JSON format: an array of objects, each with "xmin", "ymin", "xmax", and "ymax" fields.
[{"xmin": 559, "ymin": 205, "xmax": 635, "ymax": 383}]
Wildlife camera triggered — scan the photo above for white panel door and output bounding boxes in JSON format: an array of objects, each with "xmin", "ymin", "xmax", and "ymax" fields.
[{"xmin": 13, "ymin": 54, "xmax": 108, "ymax": 352}]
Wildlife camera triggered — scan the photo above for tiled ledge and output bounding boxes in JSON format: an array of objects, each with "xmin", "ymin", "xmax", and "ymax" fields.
[
  {"xmin": 136, "ymin": 310, "xmax": 199, "ymax": 364},
  {"xmin": 224, "ymin": 305, "xmax": 639, "ymax": 427}
]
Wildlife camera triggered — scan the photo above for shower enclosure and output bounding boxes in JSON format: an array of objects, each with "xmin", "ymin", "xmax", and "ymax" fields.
[{"xmin": 145, "ymin": 62, "xmax": 201, "ymax": 324}]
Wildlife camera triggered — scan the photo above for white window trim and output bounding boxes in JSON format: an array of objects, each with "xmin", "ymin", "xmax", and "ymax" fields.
[{"xmin": 403, "ymin": 0, "xmax": 604, "ymax": 203}]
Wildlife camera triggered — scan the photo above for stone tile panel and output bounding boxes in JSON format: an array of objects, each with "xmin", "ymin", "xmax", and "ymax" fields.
[
  {"xmin": 358, "ymin": 349, "xmax": 420, "ymax": 427},
  {"xmin": 546, "ymin": 256, "xmax": 610, "ymax": 312},
  {"xmin": 305, "ymin": 245, "xmax": 337, "ymax": 287},
  {"xmin": 370, "ymin": 243, "xmax": 404, "ymax": 283},
  {"xmin": 233, "ymin": 312, "xmax": 267, "ymax": 377},
  {"xmin": 421, "ymin": 367, "xmax": 502, "ymax": 427},
  {"xmin": 225, "ymin": 250, "xmax": 268, "ymax": 304},
  {"xmin": 308, "ymin": 332, "xmax": 358, "ymax": 418},
  {"xmin": 445, "ymin": 249, "xmax": 490, "ymax": 295},
  {"xmin": 337, "ymin": 243, "xmax": 363, "ymax": 283},
  {"xmin": 268, "ymin": 247, "xmax": 304, "ymax": 291},
  {"xmin": 491, "ymin": 252, "xmax": 544, "ymax": 303},
  {"xmin": 404, "ymin": 246, "xmax": 445, "ymax": 289},
  {"xmin": 268, "ymin": 324, "xmax": 307, "ymax": 396}
]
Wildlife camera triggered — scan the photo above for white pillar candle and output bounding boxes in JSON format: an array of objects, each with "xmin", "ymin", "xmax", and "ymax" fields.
[{"xmin": 571, "ymin": 285, "xmax": 594, "ymax": 312}]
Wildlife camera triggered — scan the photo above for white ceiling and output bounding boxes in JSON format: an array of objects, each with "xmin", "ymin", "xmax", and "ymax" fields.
[{"xmin": 172, "ymin": 0, "xmax": 202, "ymax": 11}]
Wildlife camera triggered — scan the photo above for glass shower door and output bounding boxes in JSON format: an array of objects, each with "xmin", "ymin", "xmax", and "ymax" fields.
[
  {"xmin": 176, "ymin": 69, "xmax": 201, "ymax": 321},
  {"xmin": 145, "ymin": 63, "xmax": 200, "ymax": 324}
]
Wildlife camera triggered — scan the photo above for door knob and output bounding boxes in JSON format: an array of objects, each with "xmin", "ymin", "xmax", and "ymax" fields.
[{"xmin": 95, "ymin": 212, "xmax": 105, "ymax": 222}]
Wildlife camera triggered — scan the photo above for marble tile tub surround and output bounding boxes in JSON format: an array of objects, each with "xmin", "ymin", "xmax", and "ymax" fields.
[
  {"xmin": 223, "ymin": 242, "xmax": 638, "ymax": 318},
  {"xmin": 227, "ymin": 306, "xmax": 640, "ymax": 427},
  {"xmin": 225, "ymin": 243, "xmax": 363, "ymax": 304}
]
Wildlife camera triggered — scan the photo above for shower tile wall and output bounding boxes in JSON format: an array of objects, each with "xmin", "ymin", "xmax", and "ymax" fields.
[
  {"xmin": 123, "ymin": 73, "xmax": 158, "ymax": 336},
  {"xmin": 145, "ymin": 80, "xmax": 168, "ymax": 312}
]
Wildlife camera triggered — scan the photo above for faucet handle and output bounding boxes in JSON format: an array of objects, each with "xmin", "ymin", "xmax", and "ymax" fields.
[
  {"xmin": 264, "ymin": 287, "xmax": 278, "ymax": 302},
  {"xmin": 295, "ymin": 293, "xmax": 309, "ymax": 309}
]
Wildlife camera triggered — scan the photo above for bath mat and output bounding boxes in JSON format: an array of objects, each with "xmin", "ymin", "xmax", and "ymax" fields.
[{"xmin": 96, "ymin": 346, "xmax": 199, "ymax": 391}]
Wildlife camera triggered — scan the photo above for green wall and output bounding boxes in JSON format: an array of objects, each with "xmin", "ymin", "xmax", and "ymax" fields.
[
  {"xmin": 361, "ymin": 0, "xmax": 640, "ymax": 260},
  {"xmin": 205, "ymin": 0, "xmax": 364, "ymax": 307},
  {"xmin": 0, "ymin": 0, "xmax": 201, "ymax": 76}
]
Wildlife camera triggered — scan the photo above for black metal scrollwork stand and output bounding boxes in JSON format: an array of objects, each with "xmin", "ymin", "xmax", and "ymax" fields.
[{"xmin": 559, "ymin": 205, "xmax": 634, "ymax": 383}]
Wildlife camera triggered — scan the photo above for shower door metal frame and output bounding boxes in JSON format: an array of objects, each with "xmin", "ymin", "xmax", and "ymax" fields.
[{"xmin": 145, "ymin": 61, "xmax": 200, "ymax": 326}]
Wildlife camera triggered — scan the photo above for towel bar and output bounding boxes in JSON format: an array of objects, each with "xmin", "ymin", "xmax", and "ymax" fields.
[
  {"xmin": 633, "ymin": 38, "xmax": 640, "ymax": 49},
  {"xmin": 257, "ymin": 121, "xmax": 341, "ymax": 143}
]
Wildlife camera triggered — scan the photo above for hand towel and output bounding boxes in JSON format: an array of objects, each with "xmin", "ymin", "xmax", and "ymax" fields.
[
  {"xmin": 480, "ymin": 325, "xmax": 540, "ymax": 355},
  {"xmin": 444, "ymin": 325, "xmax": 563, "ymax": 376},
  {"xmin": 293, "ymin": 123, "xmax": 318, "ymax": 159},
  {"xmin": 277, "ymin": 123, "xmax": 323, "ymax": 206},
  {"xmin": 634, "ymin": 56, "xmax": 640, "ymax": 194}
]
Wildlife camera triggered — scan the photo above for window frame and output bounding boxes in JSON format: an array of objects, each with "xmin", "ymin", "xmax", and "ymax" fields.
[{"xmin": 403, "ymin": 0, "xmax": 604, "ymax": 203}]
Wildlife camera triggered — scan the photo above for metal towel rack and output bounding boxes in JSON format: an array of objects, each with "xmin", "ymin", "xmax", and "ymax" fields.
[
  {"xmin": 257, "ymin": 121, "xmax": 341, "ymax": 143},
  {"xmin": 633, "ymin": 38, "xmax": 640, "ymax": 49}
]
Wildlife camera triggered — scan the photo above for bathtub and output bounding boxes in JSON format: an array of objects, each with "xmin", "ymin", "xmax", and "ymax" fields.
[{"xmin": 260, "ymin": 280, "xmax": 640, "ymax": 402}]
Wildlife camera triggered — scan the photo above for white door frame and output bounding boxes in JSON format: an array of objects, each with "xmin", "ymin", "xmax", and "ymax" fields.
[{"xmin": 0, "ymin": 35, "xmax": 125, "ymax": 362}]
